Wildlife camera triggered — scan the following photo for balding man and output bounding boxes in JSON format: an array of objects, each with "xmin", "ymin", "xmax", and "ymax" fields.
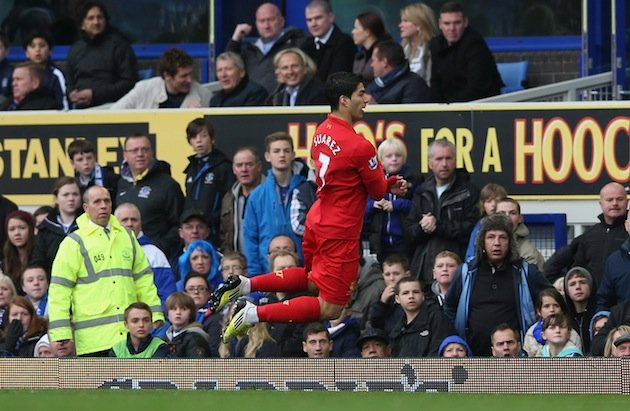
[
  {"xmin": 48, "ymin": 186, "xmax": 163, "ymax": 356},
  {"xmin": 115, "ymin": 202, "xmax": 176, "ymax": 313},
  {"xmin": 226, "ymin": 2, "xmax": 305, "ymax": 94},
  {"xmin": 7, "ymin": 62, "xmax": 60, "ymax": 110},
  {"xmin": 545, "ymin": 182, "xmax": 628, "ymax": 285}
]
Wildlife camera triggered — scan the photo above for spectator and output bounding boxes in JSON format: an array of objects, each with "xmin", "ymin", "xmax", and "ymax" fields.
[
  {"xmin": 0, "ymin": 32, "xmax": 12, "ymax": 108},
  {"xmin": 48, "ymin": 186, "xmax": 164, "ymax": 356},
  {"xmin": 390, "ymin": 276, "xmax": 453, "ymax": 357},
  {"xmin": 544, "ymin": 182, "xmax": 628, "ymax": 285},
  {"xmin": 233, "ymin": 322, "xmax": 281, "ymax": 358},
  {"xmin": 613, "ymin": 332, "xmax": 630, "ymax": 357},
  {"xmin": 0, "ymin": 296, "xmax": 47, "ymax": 357},
  {"xmin": 365, "ymin": 40, "xmax": 430, "ymax": 104},
  {"xmin": 22, "ymin": 29, "xmax": 68, "ymax": 110},
  {"xmin": 20, "ymin": 265, "xmax": 49, "ymax": 318},
  {"xmin": 114, "ymin": 202, "xmax": 176, "ymax": 313},
  {"xmin": 364, "ymin": 137, "xmax": 419, "ymax": 263},
  {"xmin": 406, "ymin": 138, "xmax": 479, "ymax": 283},
  {"xmin": 164, "ymin": 292, "xmax": 211, "ymax": 358},
  {"xmin": 464, "ymin": 183, "xmax": 508, "ymax": 262},
  {"xmin": 225, "ymin": 2, "xmax": 305, "ymax": 94},
  {"xmin": 590, "ymin": 310, "xmax": 610, "ymax": 341},
  {"xmin": 522, "ymin": 288, "xmax": 582, "ymax": 357},
  {"xmin": 346, "ymin": 255, "xmax": 383, "ymax": 328},
  {"xmin": 50, "ymin": 336, "xmax": 75, "ymax": 358},
  {"xmin": 171, "ymin": 210, "xmax": 211, "ymax": 281},
  {"xmin": 220, "ymin": 146, "xmax": 264, "ymax": 253},
  {"xmin": 430, "ymin": 250, "xmax": 461, "ymax": 306},
  {"xmin": 183, "ymin": 118, "xmax": 234, "ymax": 247},
  {"xmin": 243, "ymin": 132, "xmax": 306, "ymax": 275},
  {"xmin": 302, "ymin": 322, "xmax": 333, "ymax": 358},
  {"xmin": 2, "ymin": 210, "xmax": 35, "ymax": 289},
  {"xmin": 0, "ymin": 195, "xmax": 18, "ymax": 259},
  {"xmin": 300, "ymin": 0, "xmax": 355, "ymax": 83},
  {"xmin": 7, "ymin": 62, "xmax": 59, "ymax": 110},
  {"xmin": 109, "ymin": 302, "xmax": 170, "ymax": 358},
  {"xmin": 429, "ymin": 1, "xmax": 503, "ymax": 102},
  {"xmin": 496, "ymin": 197, "xmax": 546, "ymax": 270},
  {"xmin": 266, "ymin": 48, "xmax": 326, "ymax": 106},
  {"xmin": 112, "ymin": 48, "xmax": 208, "ymax": 109},
  {"xmin": 438, "ymin": 335, "xmax": 472, "ymax": 357},
  {"xmin": 219, "ymin": 251, "xmax": 247, "ymax": 283},
  {"xmin": 326, "ymin": 306, "xmax": 360, "ymax": 358},
  {"xmin": 66, "ymin": 1, "xmax": 138, "ymax": 108},
  {"xmin": 357, "ymin": 327, "xmax": 392, "ymax": 358},
  {"xmin": 369, "ymin": 254, "xmax": 409, "ymax": 336},
  {"xmin": 177, "ymin": 240, "xmax": 221, "ymax": 292},
  {"xmin": 490, "ymin": 323, "xmax": 525, "ymax": 357},
  {"xmin": 444, "ymin": 213, "xmax": 550, "ymax": 356},
  {"xmin": 597, "ymin": 210, "xmax": 630, "ymax": 311},
  {"xmin": 592, "ymin": 300, "xmax": 630, "ymax": 356},
  {"xmin": 0, "ymin": 273, "xmax": 17, "ymax": 331},
  {"xmin": 605, "ymin": 326, "xmax": 630, "ymax": 357},
  {"xmin": 30, "ymin": 177, "xmax": 81, "ymax": 276},
  {"xmin": 67, "ymin": 139, "xmax": 119, "ymax": 200},
  {"xmin": 32, "ymin": 206, "xmax": 54, "ymax": 236},
  {"xmin": 352, "ymin": 11, "xmax": 391, "ymax": 84},
  {"xmin": 183, "ymin": 272, "xmax": 222, "ymax": 357},
  {"xmin": 399, "ymin": 3, "xmax": 438, "ymax": 84},
  {"xmin": 210, "ymin": 52, "xmax": 268, "ymax": 107},
  {"xmin": 116, "ymin": 133, "xmax": 184, "ymax": 255},
  {"xmin": 33, "ymin": 333, "xmax": 53, "ymax": 357},
  {"xmin": 538, "ymin": 313, "xmax": 583, "ymax": 357},
  {"xmin": 564, "ymin": 266, "xmax": 597, "ymax": 354}
]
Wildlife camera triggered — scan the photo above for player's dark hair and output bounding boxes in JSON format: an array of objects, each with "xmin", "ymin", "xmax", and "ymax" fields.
[{"xmin": 325, "ymin": 72, "xmax": 363, "ymax": 111}]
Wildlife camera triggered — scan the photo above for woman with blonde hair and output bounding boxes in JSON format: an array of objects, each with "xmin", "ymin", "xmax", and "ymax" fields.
[{"xmin": 399, "ymin": 3, "xmax": 438, "ymax": 84}]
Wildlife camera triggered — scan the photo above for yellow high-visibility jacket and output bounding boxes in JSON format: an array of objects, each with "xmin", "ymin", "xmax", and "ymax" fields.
[{"xmin": 48, "ymin": 213, "xmax": 164, "ymax": 355}]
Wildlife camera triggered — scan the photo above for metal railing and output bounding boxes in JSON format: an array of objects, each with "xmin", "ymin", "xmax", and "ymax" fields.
[{"xmin": 476, "ymin": 71, "xmax": 614, "ymax": 102}]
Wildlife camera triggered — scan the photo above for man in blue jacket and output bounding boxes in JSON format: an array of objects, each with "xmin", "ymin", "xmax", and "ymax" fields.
[{"xmin": 243, "ymin": 132, "xmax": 305, "ymax": 275}]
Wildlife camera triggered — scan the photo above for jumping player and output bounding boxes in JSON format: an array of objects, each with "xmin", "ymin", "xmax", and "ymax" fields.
[{"xmin": 214, "ymin": 72, "xmax": 408, "ymax": 342}]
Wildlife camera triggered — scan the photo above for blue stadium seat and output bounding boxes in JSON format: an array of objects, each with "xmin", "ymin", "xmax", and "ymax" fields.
[
  {"xmin": 138, "ymin": 68, "xmax": 154, "ymax": 80},
  {"xmin": 497, "ymin": 61, "xmax": 528, "ymax": 94}
]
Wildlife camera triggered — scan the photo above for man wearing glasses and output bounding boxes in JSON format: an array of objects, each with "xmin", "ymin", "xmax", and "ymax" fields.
[{"xmin": 116, "ymin": 133, "xmax": 184, "ymax": 256}]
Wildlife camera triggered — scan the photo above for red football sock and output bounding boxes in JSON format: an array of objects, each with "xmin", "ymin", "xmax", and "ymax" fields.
[
  {"xmin": 250, "ymin": 267, "xmax": 308, "ymax": 292},
  {"xmin": 257, "ymin": 296, "xmax": 321, "ymax": 323}
]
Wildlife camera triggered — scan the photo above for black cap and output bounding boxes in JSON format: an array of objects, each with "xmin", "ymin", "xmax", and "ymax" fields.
[
  {"xmin": 357, "ymin": 328, "xmax": 389, "ymax": 350},
  {"xmin": 180, "ymin": 209, "xmax": 208, "ymax": 225},
  {"xmin": 614, "ymin": 333, "xmax": 630, "ymax": 347}
]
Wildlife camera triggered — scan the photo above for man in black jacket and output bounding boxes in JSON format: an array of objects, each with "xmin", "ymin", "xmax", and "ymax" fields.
[
  {"xmin": 266, "ymin": 48, "xmax": 326, "ymax": 106},
  {"xmin": 405, "ymin": 139, "xmax": 479, "ymax": 284},
  {"xmin": 300, "ymin": 0, "xmax": 355, "ymax": 84},
  {"xmin": 66, "ymin": 1, "xmax": 137, "ymax": 108},
  {"xmin": 429, "ymin": 1, "xmax": 503, "ymax": 102},
  {"xmin": 7, "ymin": 62, "xmax": 59, "ymax": 110},
  {"xmin": 544, "ymin": 182, "xmax": 628, "ymax": 285},
  {"xmin": 226, "ymin": 2, "xmax": 304, "ymax": 94}
]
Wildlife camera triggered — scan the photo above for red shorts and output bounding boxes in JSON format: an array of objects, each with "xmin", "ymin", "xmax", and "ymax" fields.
[{"xmin": 302, "ymin": 227, "xmax": 360, "ymax": 306}]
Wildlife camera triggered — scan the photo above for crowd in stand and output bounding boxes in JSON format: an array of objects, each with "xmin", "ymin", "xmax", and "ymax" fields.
[{"xmin": 0, "ymin": 1, "xmax": 629, "ymax": 360}]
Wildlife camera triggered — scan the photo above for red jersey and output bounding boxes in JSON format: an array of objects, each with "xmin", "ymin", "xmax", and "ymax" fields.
[{"xmin": 307, "ymin": 114, "xmax": 389, "ymax": 240}]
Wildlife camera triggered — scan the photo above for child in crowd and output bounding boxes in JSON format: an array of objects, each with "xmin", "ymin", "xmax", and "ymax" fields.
[
  {"xmin": 539, "ymin": 312, "xmax": 583, "ymax": 357},
  {"xmin": 110, "ymin": 302, "xmax": 170, "ymax": 358},
  {"xmin": 22, "ymin": 29, "xmax": 68, "ymax": 110},
  {"xmin": 464, "ymin": 183, "xmax": 507, "ymax": 261},
  {"xmin": 183, "ymin": 117, "xmax": 234, "ymax": 247},
  {"xmin": 438, "ymin": 335, "xmax": 473, "ymax": 357},
  {"xmin": 364, "ymin": 137, "xmax": 419, "ymax": 263},
  {"xmin": 67, "ymin": 139, "xmax": 119, "ymax": 199},
  {"xmin": 523, "ymin": 288, "xmax": 582, "ymax": 357},
  {"xmin": 589, "ymin": 310, "xmax": 610, "ymax": 341},
  {"xmin": 430, "ymin": 250, "xmax": 460, "ymax": 306},
  {"xmin": 164, "ymin": 292, "xmax": 211, "ymax": 358},
  {"xmin": 219, "ymin": 251, "xmax": 247, "ymax": 283},
  {"xmin": 0, "ymin": 296, "xmax": 48, "ymax": 357},
  {"xmin": 2, "ymin": 210, "xmax": 35, "ymax": 291},
  {"xmin": 21, "ymin": 265, "xmax": 49, "ymax": 317},
  {"xmin": 369, "ymin": 253, "xmax": 409, "ymax": 336},
  {"xmin": 390, "ymin": 277, "xmax": 453, "ymax": 357},
  {"xmin": 0, "ymin": 32, "xmax": 13, "ymax": 108}
]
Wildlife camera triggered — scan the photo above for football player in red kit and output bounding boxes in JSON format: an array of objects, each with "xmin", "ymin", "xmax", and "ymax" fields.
[{"xmin": 214, "ymin": 72, "xmax": 408, "ymax": 343}]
